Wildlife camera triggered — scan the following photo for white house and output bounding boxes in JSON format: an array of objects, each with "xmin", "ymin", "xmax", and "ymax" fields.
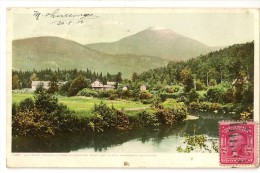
[
  {"xmin": 140, "ymin": 84, "xmax": 147, "ymax": 91},
  {"xmin": 91, "ymin": 79, "xmax": 104, "ymax": 90},
  {"xmin": 91, "ymin": 79, "xmax": 115, "ymax": 90},
  {"xmin": 31, "ymin": 81, "xmax": 50, "ymax": 91},
  {"xmin": 31, "ymin": 80, "xmax": 67, "ymax": 91}
]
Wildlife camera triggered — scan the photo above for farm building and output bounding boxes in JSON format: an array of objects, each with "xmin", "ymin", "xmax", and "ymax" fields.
[
  {"xmin": 31, "ymin": 81, "xmax": 50, "ymax": 91},
  {"xmin": 31, "ymin": 81, "xmax": 67, "ymax": 91},
  {"xmin": 91, "ymin": 79, "xmax": 116, "ymax": 90}
]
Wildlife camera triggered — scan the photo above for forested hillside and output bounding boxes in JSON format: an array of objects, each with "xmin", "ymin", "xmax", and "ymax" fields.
[{"xmin": 137, "ymin": 42, "xmax": 254, "ymax": 87}]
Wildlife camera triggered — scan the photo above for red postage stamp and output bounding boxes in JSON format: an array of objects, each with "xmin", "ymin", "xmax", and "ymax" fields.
[{"xmin": 219, "ymin": 122, "xmax": 258, "ymax": 166}]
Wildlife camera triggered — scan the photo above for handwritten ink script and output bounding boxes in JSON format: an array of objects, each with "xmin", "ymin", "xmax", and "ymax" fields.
[{"xmin": 33, "ymin": 8, "xmax": 98, "ymax": 25}]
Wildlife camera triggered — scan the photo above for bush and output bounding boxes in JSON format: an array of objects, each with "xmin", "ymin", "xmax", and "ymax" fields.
[
  {"xmin": 221, "ymin": 103, "xmax": 235, "ymax": 113},
  {"xmin": 206, "ymin": 87, "xmax": 223, "ymax": 102},
  {"xmin": 13, "ymin": 108, "xmax": 56, "ymax": 137},
  {"xmin": 77, "ymin": 88, "xmax": 98, "ymax": 97},
  {"xmin": 195, "ymin": 79, "xmax": 206, "ymax": 91},
  {"xmin": 221, "ymin": 88, "xmax": 234, "ymax": 103},
  {"xmin": 139, "ymin": 91, "xmax": 153, "ymax": 100},
  {"xmin": 189, "ymin": 102, "xmax": 199, "ymax": 110},
  {"xmin": 198, "ymin": 102, "xmax": 211, "ymax": 111},
  {"xmin": 12, "ymin": 90, "xmax": 76, "ymax": 137},
  {"xmin": 209, "ymin": 103, "xmax": 222, "ymax": 112},
  {"xmin": 109, "ymin": 94, "xmax": 119, "ymax": 100},
  {"xmin": 92, "ymin": 102, "xmax": 117, "ymax": 129},
  {"xmin": 137, "ymin": 111, "xmax": 159, "ymax": 127},
  {"xmin": 240, "ymin": 107, "xmax": 253, "ymax": 121},
  {"xmin": 156, "ymin": 109, "xmax": 175, "ymax": 125},
  {"xmin": 159, "ymin": 92, "xmax": 176, "ymax": 102},
  {"xmin": 115, "ymin": 110, "xmax": 130, "ymax": 130},
  {"xmin": 189, "ymin": 89, "xmax": 199, "ymax": 102},
  {"xmin": 160, "ymin": 99, "xmax": 187, "ymax": 123},
  {"xmin": 17, "ymin": 98, "xmax": 34, "ymax": 112}
]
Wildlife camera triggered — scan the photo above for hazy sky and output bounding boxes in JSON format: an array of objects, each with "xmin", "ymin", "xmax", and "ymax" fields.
[{"xmin": 13, "ymin": 9, "xmax": 255, "ymax": 47}]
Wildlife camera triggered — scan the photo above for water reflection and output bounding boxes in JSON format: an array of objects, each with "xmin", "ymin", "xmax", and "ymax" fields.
[{"xmin": 12, "ymin": 111, "xmax": 240, "ymax": 153}]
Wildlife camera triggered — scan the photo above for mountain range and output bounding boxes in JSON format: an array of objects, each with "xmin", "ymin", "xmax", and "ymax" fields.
[
  {"xmin": 13, "ymin": 27, "xmax": 218, "ymax": 78},
  {"xmin": 86, "ymin": 26, "xmax": 213, "ymax": 60}
]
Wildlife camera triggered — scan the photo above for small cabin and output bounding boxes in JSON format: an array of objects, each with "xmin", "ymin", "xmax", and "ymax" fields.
[{"xmin": 91, "ymin": 79, "xmax": 115, "ymax": 90}]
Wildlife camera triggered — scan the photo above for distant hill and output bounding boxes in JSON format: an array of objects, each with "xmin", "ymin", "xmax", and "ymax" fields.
[
  {"xmin": 12, "ymin": 37, "xmax": 169, "ymax": 78},
  {"xmin": 86, "ymin": 26, "xmax": 213, "ymax": 61}
]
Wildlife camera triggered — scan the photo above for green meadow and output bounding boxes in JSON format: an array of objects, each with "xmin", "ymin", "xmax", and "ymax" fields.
[{"xmin": 12, "ymin": 93, "xmax": 149, "ymax": 115}]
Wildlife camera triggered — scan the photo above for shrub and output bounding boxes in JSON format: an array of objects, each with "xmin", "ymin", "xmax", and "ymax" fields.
[
  {"xmin": 160, "ymin": 99, "xmax": 187, "ymax": 123},
  {"xmin": 198, "ymin": 102, "xmax": 210, "ymax": 111},
  {"xmin": 209, "ymin": 79, "xmax": 217, "ymax": 86},
  {"xmin": 139, "ymin": 91, "xmax": 153, "ymax": 100},
  {"xmin": 240, "ymin": 107, "xmax": 253, "ymax": 121},
  {"xmin": 221, "ymin": 103, "xmax": 235, "ymax": 113},
  {"xmin": 77, "ymin": 88, "xmax": 98, "ymax": 97},
  {"xmin": 221, "ymin": 88, "xmax": 234, "ymax": 103},
  {"xmin": 137, "ymin": 111, "xmax": 159, "ymax": 127},
  {"xmin": 241, "ymin": 82, "xmax": 254, "ymax": 105},
  {"xmin": 188, "ymin": 89, "xmax": 199, "ymax": 102},
  {"xmin": 109, "ymin": 94, "xmax": 119, "ymax": 100},
  {"xmin": 195, "ymin": 79, "xmax": 206, "ymax": 91},
  {"xmin": 92, "ymin": 102, "xmax": 117, "ymax": 129},
  {"xmin": 34, "ymin": 92, "xmax": 59, "ymax": 113},
  {"xmin": 160, "ymin": 92, "xmax": 176, "ymax": 102},
  {"xmin": 206, "ymin": 87, "xmax": 223, "ymax": 103},
  {"xmin": 189, "ymin": 102, "xmax": 199, "ymax": 110},
  {"xmin": 17, "ymin": 98, "xmax": 34, "ymax": 112},
  {"xmin": 209, "ymin": 103, "xmax": 222, "ymax": 112},
  {"xmin": 115, "ymin": 110, "xmax": 130, "ymax": 130},
  {"xmin": 156, "ymin": 109, "xmax": 175, "ymax": 125},
  {"xmin": 12, "ymin": 90, "xmax": 76, "ymax": 137}
]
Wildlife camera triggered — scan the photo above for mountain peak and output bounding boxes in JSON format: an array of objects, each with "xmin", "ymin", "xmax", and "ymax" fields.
[{"xmin": 147, "ymin": 26, "xmax": 167, "ymax": 31}]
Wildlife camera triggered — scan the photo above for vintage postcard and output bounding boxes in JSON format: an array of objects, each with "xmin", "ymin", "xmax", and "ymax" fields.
[{"xmin": 6, "ymin": 8, "xmax": 259, "ymax": 167}]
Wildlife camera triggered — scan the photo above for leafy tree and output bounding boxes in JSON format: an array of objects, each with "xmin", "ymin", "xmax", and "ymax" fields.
[
  {"xmin": 209, "ymin": 79, "xmax": 217, "ymax": 86},
  {"xmin": 222, "ymin": 88, "xmax": 234, "ymax": 103},
  {"xmin": 34, "ymin": 83, "xmax": 45, "ymax": 94},
  {"xmin": 12, "ymin": 74, "xmax": 20, "ymax": 89},
  {"xmin": 206, "ymin": 87, "xmax": 223, "ymax": 103},
  {"xmin": 132, "ymin": 72, "xmax": 139, "ymax": 82},
  {"xmin": 189, "ymin": 89, "xmax": 199, "ymax": 102},
  {"xmin": 47, "ymin": 73, "xmax": 59, "ymax": 94},
  {"xmin": 30, "ymin": 73, "xmax": 39, "ymax": 81},
  {"xmin": 195, "ymin": 79, "xmax": 206, "ymax": 91},
  {"xmin": 180, "ymin": 67, "xmax": 193, "ymax": 92},
  {"xmin": 241, "ymin": 81, "xmax": 254, "ymax": 105},
  {"xmin": 68, "ymin": 75, "xmax": 89, "ymax": 96},
  {"xmin": 34, "ymin": 91, "xmax": 59, "ymax": 113}
]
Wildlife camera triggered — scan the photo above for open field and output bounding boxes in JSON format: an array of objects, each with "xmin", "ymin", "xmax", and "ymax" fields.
[{"xmin": 12, "ymin": 93, "xmax": 149, "ymax": 115}]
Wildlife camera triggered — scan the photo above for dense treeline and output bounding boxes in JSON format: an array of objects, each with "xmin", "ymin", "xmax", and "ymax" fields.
[
  {"xmin": 137, "ymin": 42, "xmax": 254, "ymax": 88},
  {"xmin": 12, "ymin": 68, "xmax": 122, "ymax": 89}
]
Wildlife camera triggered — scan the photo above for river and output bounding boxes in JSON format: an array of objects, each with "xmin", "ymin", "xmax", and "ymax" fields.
[{"xmin": 12, "ymin": 111, "xmax": 240, "ymax": 153}]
